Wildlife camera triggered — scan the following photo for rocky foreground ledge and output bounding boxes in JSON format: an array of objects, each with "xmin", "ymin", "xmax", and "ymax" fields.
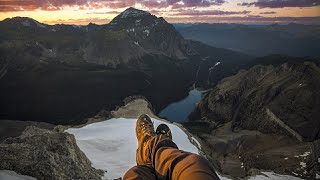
[
  {"xmin": 0, "ymin": 126, "xmax": 104, "ymax": 180},
  {"xmin": 1, "ymin": 95, "xmax": 314, "ymax": 180},
  {"xmin": 0, "ymin": 96, "xmax": 199, "ymax": 180}
]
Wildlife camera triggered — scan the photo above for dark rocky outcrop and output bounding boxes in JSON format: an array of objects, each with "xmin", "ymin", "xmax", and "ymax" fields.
[{"xmin": 0, "ymin": 126, "xmax": 104, "ymax": 180}]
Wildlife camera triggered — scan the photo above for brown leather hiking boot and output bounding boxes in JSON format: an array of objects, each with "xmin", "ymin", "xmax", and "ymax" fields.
[
  {"xmin": 136, "ymin": 114, "xmax": 156, "ymax": 165},
  {"xmin": 156, "ymin": 124, "xmax": 172, "ymax": 140}
]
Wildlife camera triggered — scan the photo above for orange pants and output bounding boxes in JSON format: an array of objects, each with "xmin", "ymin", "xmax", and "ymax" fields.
[{"xmin": 124, "ymin": 134, "xmax": 220, "ymax": 180}]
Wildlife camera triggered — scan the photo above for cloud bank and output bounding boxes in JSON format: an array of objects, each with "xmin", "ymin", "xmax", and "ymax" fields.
[
  {"xmin": 0, "ymin": 0, "xmax": 225, "ymax": 12},
  {"xmin": 239, "ymin": 0, "xmax": 320, "ymax": 8},
  {"xmin": 173, "ymin": 10, "xmax": 251, "ymax": 16}
]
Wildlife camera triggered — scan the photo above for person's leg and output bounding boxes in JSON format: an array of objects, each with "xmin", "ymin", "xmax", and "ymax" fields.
[
  {"xmin": 134, "ymin": 115, "xmax": 219, "ymax": 180},
  {"xmin": 148, "ymin": 134, "xmax": 220, "ymax": 180},
  {"xmin": 123, "ymin": 164, "xmax": 157, "ymax": 180}
]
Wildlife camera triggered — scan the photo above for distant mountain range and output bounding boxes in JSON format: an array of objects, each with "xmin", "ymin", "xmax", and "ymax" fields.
[
  {"xmin": 0, "ymin": 8, "xmax": 251, "ymax": 124},
  {"xmin": 175, "ymin": 23, "xmax": 320, "ymax": 57}
]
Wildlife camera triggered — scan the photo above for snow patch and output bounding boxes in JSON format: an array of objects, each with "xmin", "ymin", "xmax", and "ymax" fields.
[
  {"xmin": 295, "ymin": 151, "xmax": 311, "ymax": 158},
  {"xmin": 316, "ymin": 173, "xmax": 320, "ymax": 179},
  {"xmin": 191, "ymin": 136, "xmax": 201, "ymax": 149},
  {"xmin": 22, "ymin": 20, "xmax": 46, "ymax": 28},
  {"xmin": 154, "ymin": 18, "xmax": 164, "ymax": 25},
  {"xmin": 22, "ymin": 21, "xmax": 30, "ymax": 27},
  {"xmin": 134, "ymin": 41, "xmax": 139, "ymax": 46},
  {"xmin": 300, "ymin": 151, "xmax": 311, "ymax": 157},
  {"xmin": 127, "ymin": 28, "xmax": 135, "ymax": 32},
  {"xmin": 135, "ymin": 19, "xmax": 141, "ymax": 26},
  {"xmin": 121, "ymin": 9, "xmax": 148, "ymax": 18},
  {"xmin": 300, "ymin": 162, "xmax": 306, "ymax": 169},
  {"xmin": 202, "ymin": 56, "xmax": 210, "ymax": 61},
  {"xmin": 143, "ymin": 29, "xmax": 150, "ymax": 36},
  {"xmin": 0, "ymin": 170, "xmax": 36, "ymax": 180},
  {"xmin": 66, "ymin": 118, "xmax": 199, "ymax": 179},
  {"xmin": 35, "ymin": 21, "xmax": 46, "ymax": 28},
  {"xmin": 248, "ymin": 171, "xmax": 303, "ymax": 180},
  {"xmin": 209, "ymin": 61, "xmax": 221, "ymax": 71},
  {"xmin": 72, "ymin": 25, "xmax": 81, "ymax": 29}
]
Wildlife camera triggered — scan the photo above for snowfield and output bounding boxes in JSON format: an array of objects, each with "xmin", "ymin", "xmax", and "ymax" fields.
[
  {"xmin": 247, "ymin": 172, "xmax": 303, "ymax": 180},
  {"xmin": 66, "ymin": 117, "xmax": 304, "ymax": 180},
  {"xmin": 67, "ymin": 117, "xmax": 200, "ymax": 179},
  {"xmin": 0, "ymin": 170, "xmax": 36, "ymax": 180}
]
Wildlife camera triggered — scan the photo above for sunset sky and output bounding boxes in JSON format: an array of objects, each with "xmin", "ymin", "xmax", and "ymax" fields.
[{"xmin": 0, "ymin": 0, "xmax": 319, "ymax": 25}]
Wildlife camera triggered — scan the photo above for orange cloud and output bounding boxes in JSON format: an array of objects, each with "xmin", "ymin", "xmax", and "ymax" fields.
[{"xmin": 0, "ymin": 0, "xmax": 225, "ymax": 12}]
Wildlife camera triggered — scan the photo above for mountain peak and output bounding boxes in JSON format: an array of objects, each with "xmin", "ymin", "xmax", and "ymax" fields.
[
  {"xmin": 109, "ymin": 7, "xmax": 161, "ymax": 29},
  {"xmin": 119, "ymin": 7, "xmax": 150, "ymax": 19},
  {"xmin": 4, "ymin": 17, "xmax": 47, "ymax": 28}
]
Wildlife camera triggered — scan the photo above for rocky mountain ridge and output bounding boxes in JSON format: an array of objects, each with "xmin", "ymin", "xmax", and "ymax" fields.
[
  {"xmin": 186, "ymin": 60, "xmax": 320, "ymax": 178},
  {"xmin": 193, "ymin": 61, "xmax": 320, "ymax": 141},
  {"xmin": 1, "ymin": 7, "xmax": 194, "ymax": 67}
]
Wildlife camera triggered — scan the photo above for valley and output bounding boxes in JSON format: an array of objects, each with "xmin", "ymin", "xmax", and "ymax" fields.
[
  {"xmin": 0, "ymin": 7, "xmax": 319, "ymax": 180},
  {"xmin": 0, "ymin": 8, "xmax": 252, "ymax": 124}
]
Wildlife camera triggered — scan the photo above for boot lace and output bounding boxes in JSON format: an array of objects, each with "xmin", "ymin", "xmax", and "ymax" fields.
[{"xmin": 141, "ymin": 121, "xmax": 155, "ymax": 137}]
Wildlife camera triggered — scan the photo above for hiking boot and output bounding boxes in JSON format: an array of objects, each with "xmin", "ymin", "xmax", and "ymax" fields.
[
  {"xmin": 136, "ymin": 114, "xmax": 156, "ymax": 165},
  {"xmin": 156, "ymin": 124, "xmax": 172, "ymax": 140}
]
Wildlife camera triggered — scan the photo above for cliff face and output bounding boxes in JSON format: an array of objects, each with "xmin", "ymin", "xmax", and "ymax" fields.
[
  {"xmin": 196, "ymin": 61, "xmax": 320, "ymax": 141},
  {"xmin": 0, "ymin": 126, "xmax": 104, "ymax": 180}
]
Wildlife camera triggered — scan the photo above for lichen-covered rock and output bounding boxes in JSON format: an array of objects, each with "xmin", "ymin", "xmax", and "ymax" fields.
[{"xmin": 0, "ymin": 126, "xmax": 104, "ymax": 180}]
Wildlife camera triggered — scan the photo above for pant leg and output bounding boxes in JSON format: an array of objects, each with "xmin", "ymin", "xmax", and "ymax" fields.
[
  {"xmin": 123, "ymin": 164, "xmax": 157, "ymax": 180},
  {"xmin": 148, "ymin": 134, "xmax": 220, "ymax": 180}
]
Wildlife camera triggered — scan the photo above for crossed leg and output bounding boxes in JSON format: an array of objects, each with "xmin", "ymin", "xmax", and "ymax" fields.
[{"xmin": 123, "ymin": 115, "xmax": 219, "ymax": 180}]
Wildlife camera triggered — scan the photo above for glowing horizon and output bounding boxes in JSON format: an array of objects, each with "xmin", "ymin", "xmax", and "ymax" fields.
[{"xmin": 0, "ymin": 0, "xmax": 319, "ymax": 25}]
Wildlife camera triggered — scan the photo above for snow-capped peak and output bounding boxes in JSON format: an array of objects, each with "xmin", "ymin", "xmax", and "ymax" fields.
[
  {"xmin": 120, "ymin": 7, "xmax": 150, "ymax": 19},
  {"xmin": 9, "ymin": 17, "xmax": 47, "ymax": 28}
]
